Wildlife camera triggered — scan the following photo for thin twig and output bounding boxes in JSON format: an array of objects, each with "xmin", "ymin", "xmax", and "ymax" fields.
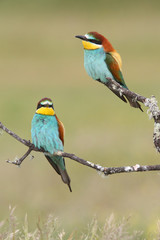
[{"xmin": 6, "ymin": 148, "xmax": 33, "ymax": 166}]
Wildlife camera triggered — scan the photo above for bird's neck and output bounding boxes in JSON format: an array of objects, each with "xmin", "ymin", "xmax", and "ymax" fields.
[{"xmin": 102, "ymin": 39, "xmax": 114, "ymax": 52}]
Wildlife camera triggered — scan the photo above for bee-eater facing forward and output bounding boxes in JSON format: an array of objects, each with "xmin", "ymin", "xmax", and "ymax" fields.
[
  {"xmin": 31, "ymin": 98, "xmax": 72, "ymax": 192},
  {"xmin": 75, "ymin": 32, "xmax": 142, "ymax": 111}
]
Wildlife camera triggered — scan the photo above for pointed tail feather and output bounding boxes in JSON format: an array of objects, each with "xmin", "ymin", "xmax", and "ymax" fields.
[
  {"xmin": 45, "ymin": 156, "xmax": 72, "ymax": 192},
  {"xmin": 126, "ymin": 96, "xmax": 143, "ymax": 112},
  {"xmin": 58, "ymin": 167, "xmax": 72, "ymax": 192},
  {"xmin": 45, "ymin": 155, "xmax": 61, "ymax": 175}
]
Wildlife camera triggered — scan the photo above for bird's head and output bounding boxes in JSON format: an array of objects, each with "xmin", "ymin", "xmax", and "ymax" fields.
[
  {"xmin": 36, "ymin": 98, "xmax": 55, "ymax": 116},
  {"xmin": 75, "ymin": 31, "xmax": 114, "ymax": 52}
]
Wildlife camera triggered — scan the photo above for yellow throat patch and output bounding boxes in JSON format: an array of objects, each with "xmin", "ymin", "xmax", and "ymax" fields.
[
  {"xmin": 36, "ymin": 107, "xmax": 55, "ymax": 116},
  {"xmin": 82, "ymin": 40, "xmax": 102, "ymax": 50}
]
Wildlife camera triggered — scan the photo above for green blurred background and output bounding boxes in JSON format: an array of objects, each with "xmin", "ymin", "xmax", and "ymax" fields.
[{"xmin": 0, "ymin": 0, "xmax": 160, "ymax": 236}]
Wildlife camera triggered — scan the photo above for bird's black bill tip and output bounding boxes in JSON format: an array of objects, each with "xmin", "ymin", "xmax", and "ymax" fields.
[
  {"xmin": 68, "ymin": 184, "xmax": 72, "ymax": 192},
  {"xmin": 75, "ymin": 35, "xmax": 87, "ymax": 41}
]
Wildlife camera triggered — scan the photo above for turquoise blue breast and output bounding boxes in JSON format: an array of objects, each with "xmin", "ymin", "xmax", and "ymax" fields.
[
  {"xmin": 31, "ymin": 114, "xmax": 63, "ymax": 154},
  {"xmin": 84, "ymin": 48, "xmax": 113, "ymax": 84}
]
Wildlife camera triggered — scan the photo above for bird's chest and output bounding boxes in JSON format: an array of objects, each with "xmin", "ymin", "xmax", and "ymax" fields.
[
  {"xmin": 84, "ymin": 49, "xmax": 113, "ymax": 83},
  {"xmin": 31, "ymin": 115, "xmax": 63, "ymax": 154}
]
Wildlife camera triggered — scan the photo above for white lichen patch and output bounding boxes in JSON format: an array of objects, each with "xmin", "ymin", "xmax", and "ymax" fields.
[
  {"xmin": 11, "ymin": 156, "xmax": 21, "ymax": 167},
  {"xmin": 133, "ymin": 164, "xmax": 140, "ymax": 171},
  {"xmin": 154, "ymin": 123, "xmax": 160, "ymax": 138},
  {"xmin": 95, "ymin": 164, "xmax": 104, "ymax": 172},
  {"xmin": 132, "ymin": 96, "xmax": 138, "ymax": 102},
  {"xmin": 147, "ymin": 109, "xmax": 153, "ymax": 120},
  {"xmin": 97, "ymin": 171, "xmax": 108, "ymax": 178},
  {"xmin": 112, "ymin": 84, "xmax": 117, "ymax": 90},
  {"xmin": 142, "ymin": 166, "xmax": 148, "ymax": 171},
  {"xmin": 124, "ymin": 166, "xmax": 133, "ymax": 172},
  {"xmin": 87, "ymin": 161, "xmax": 95, "ymax": 167},
  {"xmin": 14, "ymin": 156, "xmax": 19, "ymax": 162},
  {"xmin": 145, "ymin": 96, "xmax": 160, "ymax": 120},
  {"xmin": 119, "ymin": 88, "xmax": 123, "ymax": 97},
  {"xmin": 29, "ymin": 155, "xmax": 34, "ymax": 160},
  {"xmin": 54, "ymin": 151, "xmax": 63, "ymax": 156},
  {"xmin": 144, "ymin": 98, "xmax": 150, "ymax": 107}
]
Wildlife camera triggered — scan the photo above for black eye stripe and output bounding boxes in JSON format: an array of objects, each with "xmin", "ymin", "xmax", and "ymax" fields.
[{"xmin": 88, "ymin": 39, "xmax": 102, "ymax": 45}]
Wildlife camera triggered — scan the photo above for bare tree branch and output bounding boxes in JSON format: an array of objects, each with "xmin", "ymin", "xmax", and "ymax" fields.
[
  {"xmin": 1, "ymin": 78, "xmax": 160, "ymax": 176},
  {"xmin": 1, "ymin": 121, "xmax": 160, "ymax": 176},
  {"xmin": 105, "ymin": 77, "xmax": 147, "ymax": 104},
  {"xmin": 55, "ymin": 152, "xmax": 160, "ymax": 175}
]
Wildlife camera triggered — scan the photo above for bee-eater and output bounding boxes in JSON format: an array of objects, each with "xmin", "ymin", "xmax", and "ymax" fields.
[
  {"xmin": 75, "ymin": 31, "xmax": 142, "ymax": 111},
  {"xmin": 31, "ymin": 98, "xmax": 72, "ymax": 192}
]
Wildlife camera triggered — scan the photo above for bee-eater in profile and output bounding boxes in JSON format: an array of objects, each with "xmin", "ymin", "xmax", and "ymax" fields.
[
  {"xmin": 75, "ymin": 31, "xmax": 142, "ymax": 111},
  {"xmin": 31, "ymin": 98, "xmax": 72, "ymax": 192}
]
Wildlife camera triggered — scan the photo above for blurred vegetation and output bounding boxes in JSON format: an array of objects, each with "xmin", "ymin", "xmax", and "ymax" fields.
[
  {"xmin": 0, "ymin": 207, "xmax": 155, "ymax": 239},
  {"xmin": 0, "ymin": 0, "xmax": 160, "ymax": 238}
]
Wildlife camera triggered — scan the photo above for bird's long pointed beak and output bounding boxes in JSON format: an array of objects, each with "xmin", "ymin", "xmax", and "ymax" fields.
[{"xmin": 75, "ymin": 35, "xmax": 88, "ymax": 41}]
